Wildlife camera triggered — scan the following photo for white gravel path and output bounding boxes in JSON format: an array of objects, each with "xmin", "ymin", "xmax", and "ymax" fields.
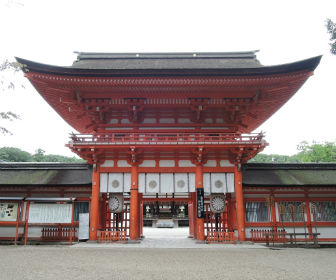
[{"xmin": 1, "ymin": 228, "xmax": 336, "ymax": 280}]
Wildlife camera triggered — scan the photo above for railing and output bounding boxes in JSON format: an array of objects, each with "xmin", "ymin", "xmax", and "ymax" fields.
[
  {"xmin": 250, "ymin": 229, "xmax": 288, "ymax": 243},
  {"xmin": 207, "ymin": 230, "xmax": 236, "ymax": 244},
  {"xmin": 69, "ymin": 132, "xmax": 265, "ymax": 146},
  {"xmin": 41, "ymin": 226, "xmax": 76, "ymax": 242},
  {"xmin": 97, "ymin": 230, "xmax": 127, "ymax": 243}
]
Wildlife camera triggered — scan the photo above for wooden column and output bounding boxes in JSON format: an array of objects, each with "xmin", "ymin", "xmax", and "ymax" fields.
[
  {"xmin": 130, "ymin": 163, "xmax": 139, "ymax": 240},
  {"xmin": 195, "ymin": 163, "xmax": 205, "ymax": 241},
  {"xmin": 101, "ymin": 193, "xmax": 107, "ymax": 229},
  {"xmin": 70, "ymin": 200, "xmax": 75, "ymax": 245},
  {"xmin": 271, "ymin": 200, "xmax": 277, "ymax": 232},
  {"xmin": 138, "ymin": 193, "xmax": 143, "ymax": 238},
  {"xmin": 14, "ymin": 201, "xmax": 21, "ymax": 246},
  {"xmin": 270, "ymin": 193, "xmax": 277, "ymax": 232},
  {"xmin": 89, "ymin": 166, "xmax": 100, "ymax": 241},
  {"xmin": 188, "ymin": 193, "xmax": 195, "ymax": 238},
  {"xmin": 24, "ymin": 201, "xmax": 30, "ymax": 245},
  {"xmin": 305, "ymin": 191, "xmax": 313, "ymax": 239},
  {"xmin": 234, "ymin": 164, "xmax": 246, "ymax": 241}
]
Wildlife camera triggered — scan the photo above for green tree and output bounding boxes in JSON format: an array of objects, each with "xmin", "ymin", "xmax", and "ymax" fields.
[
  {"xmin": 296, "ymin": 141, "xmax": 336, "ymax": 163},
  {"xmin": 32, "ymin": 148, "xmax": 84, "ymax": 163},
  {"xmin": 250, "ymin": 153, "xmax": 298, "ymax": 163},
  {"xmin": 326, "ymin": 19, "xmax": 336, "ymax": 55},
  {"xmin": 0, "ymin": 147, "xmax": 85, "ymax": 163},
  {"xmin": 0, "ymin": 60, "xmax": 22, "ymax": 135},
  {"xmin": 250, "ymin": 141, "xmax": 336, "ymax": 163},
  {"xmin": 32, "ymin": 148, "xmax": 46, "ymax": 162},
  {"xmin": 0, "ymin": 147, "xmax": 33, "ymax": 162}
]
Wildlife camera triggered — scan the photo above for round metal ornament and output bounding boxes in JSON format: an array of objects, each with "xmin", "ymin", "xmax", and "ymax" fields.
[
  {"xmin": 210, "ymin": 194, "xmax": 226, "ymax": 213},
  {"xmin": 108, "ymin": 194, "xmax": 124, "ymax": 213}
]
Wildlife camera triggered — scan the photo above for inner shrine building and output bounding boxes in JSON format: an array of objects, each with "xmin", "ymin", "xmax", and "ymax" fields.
[{"xmin": 9, "ymin": 51, "xmax": 325, "ymax": 243}]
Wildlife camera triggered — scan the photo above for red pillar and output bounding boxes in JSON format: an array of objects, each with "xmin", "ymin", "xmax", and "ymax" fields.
[
  {"xmin": 89, "ymin": 166, "xmax": 100, "ymax": 241},
  {"xmin": 195, "ymin": 163, "xmax": 205, "ymax": 241},
  {"xmin": 271, "ymin": 197, "xmax": 277, "ymax": 233},
  {"xmin": 305, "ymin": 191, "xmax": 313, "ymax": 240},
  {"xmin": 138, "ymin": 193, "xmax": 143, "ymax": 238},
  {"xmin": 130, "ymin": 164, "xmax": 139, "ymax": 240},
  {"xmin": 100, "ymin": 193, "xmax": 107, "ymax": 229},
  {"xmin": 234, "ymin": 165, "xmax": 246, "ymax": 241},
  {"xmin": 188, "ymin": 193, "xmax": 195, "ymax": 238}
]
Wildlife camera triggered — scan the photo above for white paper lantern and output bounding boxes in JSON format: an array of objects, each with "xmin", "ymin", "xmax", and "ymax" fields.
[{"xmin": 210, "ymin": 194, "xmax": 226, "ymax": 213}]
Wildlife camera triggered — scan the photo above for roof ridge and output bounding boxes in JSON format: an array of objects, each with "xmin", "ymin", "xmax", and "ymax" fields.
[{"xmin": 74, "ymin": 51, "xmax": 260, "ymax": 60}]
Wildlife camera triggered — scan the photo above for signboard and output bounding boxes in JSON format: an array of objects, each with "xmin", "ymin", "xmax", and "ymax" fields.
[
  {"xmin": 28, "ymin": 203, "xmax": 72, "ymax": 223},
  {"xmin": 197, "ymin": 188, "xmax": 204, "ymax": 218},
  {"xmin": 78, "ymin": 213, "xmax": 90, "ymax": 240},
  {"xmin": 0, "ymin": 203, "xmax": 18, "ymax": 221}
]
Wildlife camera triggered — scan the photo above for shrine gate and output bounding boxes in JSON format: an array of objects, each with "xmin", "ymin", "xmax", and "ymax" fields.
[{"xmin": 15, "ymin": 51, "xmax": 321, "ymax": 243}]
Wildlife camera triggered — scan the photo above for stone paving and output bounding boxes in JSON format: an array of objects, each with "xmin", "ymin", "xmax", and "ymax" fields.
[
  {"xmin": 73, "ymin": 227, "xmax": 263, "ymax": 249},
  {"xmin": 1, "ymin": 228, "xmax": 336, "ymax": 280}
]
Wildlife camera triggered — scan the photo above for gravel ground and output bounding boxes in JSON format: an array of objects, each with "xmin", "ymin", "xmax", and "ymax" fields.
[{"xmin": 1, "ymin": 228, "xmax": 336, "ymax": 280}]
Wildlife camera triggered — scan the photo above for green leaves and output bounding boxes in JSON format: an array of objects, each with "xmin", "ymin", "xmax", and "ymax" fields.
[
  {"xmin": 326, "ymin": 18, "xmax": 336, "ymax": 55},
  {"xmin": 0, "ymin": 112, "xmax": 20, "ymax": 135},
  {"xmin": 296, "ymin": 141, "xmax": 336, "ymax": 163},
  {"xmin": 250, "ymin": 141, "xmax": 336, "ymax": 163},
  {"xmin": 0, "ymin": 147, "xmax": 85, "ymax": 163}
]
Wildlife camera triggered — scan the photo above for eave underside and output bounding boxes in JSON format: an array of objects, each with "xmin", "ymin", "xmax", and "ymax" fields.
[{"xmin": 24, "ymin": 70, "xmax": 313, "ymax": 134}]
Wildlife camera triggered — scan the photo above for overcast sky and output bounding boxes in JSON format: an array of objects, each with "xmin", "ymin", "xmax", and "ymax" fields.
[{"xmin": 0, "ymin": 0, "xmax": 335, "ymax": 157}]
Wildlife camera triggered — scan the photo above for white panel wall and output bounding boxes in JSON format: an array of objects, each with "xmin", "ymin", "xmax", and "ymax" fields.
[
  {"xmin": 139, "ymin": 160, "xmax": 156, "ymax": 167},
  {"xmin": 159, "ymin": 118, "xmax": 174, "ymax": 123},
  {"xmin": 204, "ymin": 160, "xmax": 217, "ymax": 167},
  {"xmin": 210, "ymin": 173, "xmax": 227, "ymax": 193},
  {"xmin": 159, "ymin": 160, "xmax": 175, "ymax": 167},
  {"xmin": 121, "ymin": 118, "xmax": 130, "ymax": 124},
  {"xmin": 108, "ymin": 173, "xmax": 123, "ymax": 193},
  {"xmin": 143, "ymin": 118, "xmax": 156, "ymax": 123},
  {"xmin": 101, "ymin": 160, "xmax": 114, "ymax": 167},
  {"xmin": 220, "ymin": 160, "xmax": 234, "ymax": 167},
  {"xmin": 100, "ymin": 172, "xmax": 236, "ymax": 194},
  {"xmin": 124, "ymin": 173, "xmax": 131, "ymax": 192},
  {"xmin": 117, "ymin": 160, "xmax": 131, "ymax": 167},
  {"xmin": 189, "ymin": 173, "xmax": 195, "ymax": 192},
  {"xmin": 179, "ymin": 160, "xmax": 195, "ymax": 167},
  {"xmin": 160, "ymin": 173, "xmax": 174, "ymax": 193},
  {"xmin": 178, "ymin": 118, "xmax": 191, "ymax": 123},
  {"xmin": 174, "ymin": 173, "xmax": 189, "ymax": 193},
  {"xmin": 315, "ymin": 227, "xmax": 336, "ymax": 239},
  {"xmin": 203, "ymin": 173, "xmax": 211, "ymax": 193},
  {"xmin": 226, "ymin": 173, "xmax": 235, "ymax": 193},
  {"xmin": 138, "ymin": 173, "xmax": 146, "ymax": 193},
  {"xmin": 146, "ymin": 173, "xmax": 160, "ymax": 193},
  {"xmin": 100, "ymin": 173, "xmax": 108, "ymax": 193}
]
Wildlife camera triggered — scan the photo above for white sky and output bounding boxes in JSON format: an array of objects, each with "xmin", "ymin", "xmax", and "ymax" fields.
[{"xmin": 0, "ymin": 0, "xmax": 335, "ymax": 157}]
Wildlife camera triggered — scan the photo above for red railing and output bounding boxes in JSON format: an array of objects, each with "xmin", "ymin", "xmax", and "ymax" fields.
[
  {"xmin": 250, "ymin": 229, "xmax": 288, "ymax": 243},
  {"xmin": 207, "ymin": 230, "xmax": 236, "ymax": 244},
  {"xmin": 41, "ymin": 226, "xmax": 76, "ymax": 242},
  {"xmin": 98, "ymin": 230, "xmax": 127, "ymax": 243},
  {"xmin": 69, "ymin": 132, "xmax": 265, "ymax": 146}
]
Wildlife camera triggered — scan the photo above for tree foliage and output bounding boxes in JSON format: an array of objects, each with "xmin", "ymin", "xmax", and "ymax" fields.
[
  {"xmin": 0, "ymin": 147, "xmax": 85, "ymax": 163},
  {"xmin": 326, "ymin": 19, "xmax": 336, "ymax": 55},
  {"xmin": 296, "ymin": 141, "xmax": 336, "ymax": 163},
  {"xmin": 0, "ymin": 147, "xmax": 33, "ymax": 162},
  {"xmin": 0, "ymin": 59, "xmax": 23, "ymax": 135},
  {"xmin": 250, "ymin": 141, "xmax": 336, "ymax": 163}
]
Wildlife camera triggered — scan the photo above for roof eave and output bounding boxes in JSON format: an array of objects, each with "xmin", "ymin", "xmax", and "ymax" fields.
[{"xmin": 15, "ymin": 56, "xmax": 322, "ymax": 77}]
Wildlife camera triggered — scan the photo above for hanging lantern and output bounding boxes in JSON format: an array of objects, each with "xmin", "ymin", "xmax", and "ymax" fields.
[
  {"xmin": 108, "ymin": 194, "xmax": 124, "ymax": 213},
  {"xmin": 210, "ymin": 194, "xmax": 226, "ymax": 213}
]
